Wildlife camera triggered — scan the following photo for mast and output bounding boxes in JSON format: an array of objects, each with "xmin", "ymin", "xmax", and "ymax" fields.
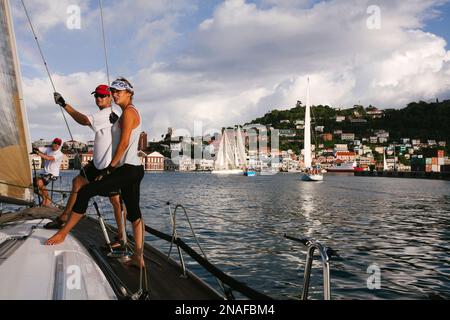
[
  {"xmin": 383, "ymin": 147, "xmax": 388, "ymax": 171},
  {"xmin": 304, "ymin": 77, "xmax": 312, "ymax": 169},
  {"xmin": 234, "ymin": 130, "xmax": 239, "ymax": 168},
  {"xmin": 215, "ymin": 131, "xmax": 225, "ymax": 170}
]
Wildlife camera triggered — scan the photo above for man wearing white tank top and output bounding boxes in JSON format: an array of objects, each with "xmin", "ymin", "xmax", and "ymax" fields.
[{"xmin": 46, "ymin": 78, "xmax": 146, "ymax": 269}]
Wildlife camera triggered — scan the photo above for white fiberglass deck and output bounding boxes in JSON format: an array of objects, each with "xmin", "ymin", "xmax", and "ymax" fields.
[{"xmin": 0, "ymin": 218, "xmax": 116, "ymax": 300}]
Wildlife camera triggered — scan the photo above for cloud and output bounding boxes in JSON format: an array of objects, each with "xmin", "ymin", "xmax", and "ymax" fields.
[
  {"xmin": 175, "ymin": 0, "xmax": 450, "ymax": 110},
  {"xmin": 16, "ymin": 0, "xmax": 450, "ymax": 142},
  {"xmin": 96, "ymin": 0, "xmax": 198, "ymax": 67},
  {"xmin": 11, "ymin": 0, "xmax": 91, "ymax": 35}
]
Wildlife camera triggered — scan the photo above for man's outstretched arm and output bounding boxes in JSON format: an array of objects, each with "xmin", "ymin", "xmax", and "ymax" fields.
[
  {"xmin": 34, "ymin": 148, "xmax": 55, "ymax": 161},
  {"xmin": 54, "ymin": 92, "xmax": 91, "ymax": 126}
]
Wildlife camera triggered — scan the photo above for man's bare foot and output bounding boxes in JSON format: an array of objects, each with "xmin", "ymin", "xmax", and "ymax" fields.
[{"xmin": 45, "ymin": 232, "xmax": 67, "ymax": 245}]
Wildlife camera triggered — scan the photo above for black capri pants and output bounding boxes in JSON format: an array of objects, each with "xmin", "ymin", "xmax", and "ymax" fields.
[{"xmin": 72, "ymin": 164, "xmax": 145, "ymax": 222}]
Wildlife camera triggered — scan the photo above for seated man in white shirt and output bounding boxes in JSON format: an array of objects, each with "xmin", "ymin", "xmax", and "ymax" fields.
[
  {"xmin": 33, "ymin": 138, "xmax": 64, "ymax": 207},
  {"xmin": 45, "ymin": 85, "xmax": 124, "ymax": 249}
]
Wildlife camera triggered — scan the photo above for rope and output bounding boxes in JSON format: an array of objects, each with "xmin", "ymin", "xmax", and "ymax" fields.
[
  {"xmin": 21, "ymin": 0, "xmax": 78, "ymax": 145},
  {"xmin": 0, "ymin": 180, "xmax": 74, "ymax": 199},
  {"xmin": 151, "ymin": 199, "xmax": 285, "ymax": 240},
  {"xmin": 98, "ymin": 0, "xmax": 115, "ymax": 117},
  {"xmin": 146, "ymin": 199, "xmax": 342, "ymax": 260},
  {"xmin": 20, "ymin": 0, "xmax": 55, "ymax": 91},
  {"xmin": 20, "ymin": 1, "xmax": 120, "ymax": 263},
  {"xmin": 101, "ymin": 200, "xmax": 286, "ymax": 259},
  {"xmin": 98, "ymin": 2, "xmax": 147, "ymax": 293},
  {"xmin": 20, "ymin": 1, "xmax": 108, "ymax": 205},
  {"xmin": 145, "ymin": 224, "xmax": 272, "ymax": 300}
]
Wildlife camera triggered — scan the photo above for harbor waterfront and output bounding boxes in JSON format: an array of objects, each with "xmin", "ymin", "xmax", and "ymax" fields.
[
  {"xmin": 355, "ymin": 170, "xmax": 450, "ymax": 181},
  {"xmin": 36, "ymin": 170, "xmax": 450, "ymax": 300}
]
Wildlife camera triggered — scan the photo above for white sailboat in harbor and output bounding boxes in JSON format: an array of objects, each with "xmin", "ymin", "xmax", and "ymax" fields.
[
  {"xmin": 212, "ymin": 127, "xmax": 246, "ymax": 175},
  {"xmin": 301, "ymin": 78, "xmax": 323, "ymax": 182}
]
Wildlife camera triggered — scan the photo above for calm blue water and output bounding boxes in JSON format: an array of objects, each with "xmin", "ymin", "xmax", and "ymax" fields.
[{"xmin": 11, "ymin": 171, "xmax": 450, "ymax": 300}]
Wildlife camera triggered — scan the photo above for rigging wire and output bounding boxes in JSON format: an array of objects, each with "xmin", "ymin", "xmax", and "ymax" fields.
[
  {"xmin": 98, "ymin": 1, "xmax": 148, "ymax": 297},
  {"xmin": 20, "ymin": 0, "xmax": 119, "ymax": 257},
  {"xmin": 98, "ymin": 0, "xmax": 111, "ymax": 86},
  {"xmin": 98, "ymin": 0, "xmax": 114, "ymax": 111},
  {"xmin": 20, "ymin": 0, "xmax": 77, "ymax": 145},
  {"xmin": 19, "ymin": 2, "xmax": 147, "ymax": 296},
  {"xmin": 143, "ymin": 198, "xmax": 320, "ymax": 260}
]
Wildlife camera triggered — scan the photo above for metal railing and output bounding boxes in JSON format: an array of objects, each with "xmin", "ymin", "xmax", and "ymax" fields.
[
  {"xmin": 165, "ymin": 202, "xmax": 234, "ymax": 299},
  {"xmin": 284, "ymin": 235, "xmax": 339, "ymax": 300},
  {"xmin": 166, "ymin": 202, "xmax": 188, "ymax": 278},
  {"xmin": 142, "ymin": 202, "xmax": 271, "ymax": 300}
]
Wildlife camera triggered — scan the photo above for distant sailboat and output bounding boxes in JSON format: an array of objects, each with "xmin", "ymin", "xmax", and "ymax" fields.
[
  {"xmin": 236, "ymin": 126, "xmax": 256, "ymax": 176},
  {"xmin": 212, "ymin": 127, "xmax": 245, "ymax": 175},
  {"xmin": 301, "ymin": 78, "xmax": 323, "ymax": 182}
]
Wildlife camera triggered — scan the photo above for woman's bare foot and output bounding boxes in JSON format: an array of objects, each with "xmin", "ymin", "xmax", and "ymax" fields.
[
  {"xmin": 45, "ymin": 232, "xmax": 67, "ymax": 245},
  {"xmin": 125, "ymin": 255, "xmax": 145, "ymax": 269}
]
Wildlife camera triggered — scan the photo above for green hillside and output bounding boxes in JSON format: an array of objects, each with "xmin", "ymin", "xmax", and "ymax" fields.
[{"xmin": 248, "ymin": 99, "xmax": 450, "ymax": 141}]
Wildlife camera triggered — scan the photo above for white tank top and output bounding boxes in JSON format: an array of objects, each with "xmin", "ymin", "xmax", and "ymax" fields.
[{"xmin": 111, "ymin": 106, "xmax": 142, "ymax": 167}]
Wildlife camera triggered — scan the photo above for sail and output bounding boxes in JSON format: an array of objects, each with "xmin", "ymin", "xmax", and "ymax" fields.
[
  {"xmin": 215, "ymin": 133, "xmax": 225, "ymax": 170},
  {"xmin": 224, "ymin": 130, "xmax": 235, "ymax": 169},
  {"xmin": 236, "ymin": 126, "xmax": 247, "ymax": 167},
  {"xmin": 0, "ymin": 0, "xmax": 33, "ymax": 205},
  {"xmin": 214, "ymin": 128, "xmax": 247, "ymax": 171},
  {"xmin": 303, "ymin": 78, "xmax": 312, "ymax": 168}
]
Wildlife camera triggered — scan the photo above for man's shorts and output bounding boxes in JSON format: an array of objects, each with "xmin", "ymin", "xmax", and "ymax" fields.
[
  {"xmin": 80, "ymin": 161, "xmax": 120, "ymax": 197},
  {"xmin": 39, "ymin": 173, "xmax": 58, "ymax": 186}
]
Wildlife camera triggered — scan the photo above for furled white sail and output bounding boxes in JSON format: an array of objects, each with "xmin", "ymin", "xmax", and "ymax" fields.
[
  {"xmin": 215, "ymin": 133, "xmax": 225, "ymax": 169},
  {"xmin": 224, "ymin": 131, "xmax": 235, "ymax": 169},
  {"xmin": 301, "ymin": 77, "xmax": 323, "ymax": 182},
  {"xmin": 0, "ymin": 0, "xmax": 33, "ymax": 205}
]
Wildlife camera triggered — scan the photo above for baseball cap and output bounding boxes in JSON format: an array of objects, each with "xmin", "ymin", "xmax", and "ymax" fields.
[
  {"xmin": 91, "ymin": 84, "xmax": 110, "ymax": 95},
  {"xmin": 52, "ymin": 138, "xmax": 62, "ymax": 146}
]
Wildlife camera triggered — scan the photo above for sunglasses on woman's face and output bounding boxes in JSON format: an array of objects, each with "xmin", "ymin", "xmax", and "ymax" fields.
[{"xmin": 95, "ymin": 94, "xmax": 109, "ymax": 99}]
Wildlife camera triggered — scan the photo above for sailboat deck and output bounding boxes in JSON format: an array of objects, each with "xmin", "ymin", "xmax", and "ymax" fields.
[{"xmin": 0, "ymin": 207, "xmax": 223, "ymax": 300}]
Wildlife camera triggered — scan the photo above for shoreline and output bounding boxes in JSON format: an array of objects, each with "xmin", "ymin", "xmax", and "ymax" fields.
[{"xmin": 354, "ymin": 170, "xmax": 450, "ymax": 181}]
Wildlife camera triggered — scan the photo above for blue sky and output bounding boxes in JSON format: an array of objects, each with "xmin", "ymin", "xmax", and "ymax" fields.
[
  {"xmin": 9, "ymin": 0, "xmax": 450, "ymax": 142},
  {"xmin": 424, "ymin": 1, "xmax": 450, "ymax": 47}
]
